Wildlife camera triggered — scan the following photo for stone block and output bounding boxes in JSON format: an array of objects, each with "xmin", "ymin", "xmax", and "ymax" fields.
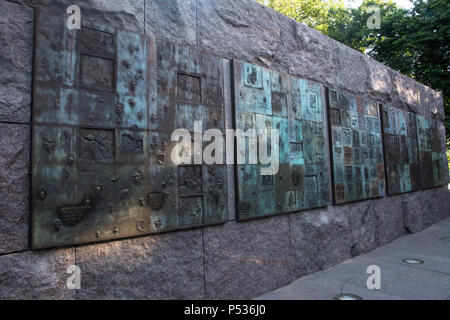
[
  {"xmin": 145, "ymin": 0, "xmax": 196, "ymax": 46},
  {"xmin": 203, "ymin": 217, "xmax": 292, "ymax": 299},
  {"xmin": 389, "ymin": 69, "xmax": 423, "ymax": 115},
  {"xmin": 0, "ymin": 123, "xmax": 30, "ymax": 254},
  {"xmin": 0, "ymin": 248, "xmax": 75, "ymax": 299},
  {"xmin": 402, "ymin": 190, "xmax": 439, "ymax": 233},
  {"xmin": 75, "ymin": 229, "xmax": 204, "ymax": 299},
  {"xmin": 432, "ymin": 186, "xmax": 450, "ymax": 222},
  {"xmin": 197, "ymin": 0, "xmax": 290, "ymax": 74},
  {"xmin": 332, "ymin": 42, "xmax": 367, "ymax": 94},
  {"xmin": 365, "ymin": 56, "xmax": 393, "ymax": 104},
  {"xmin": 0, "ymin": 1, "xmax": 34, "ymax": 123},
  {"xmin": 373, "ymin": 196, "xmax": 407, "ymax": 245},
  {"xmin": 347, "ymin": 200, "xmax": 378, "ymax": 256},
  {"xmin": 290, "ymin": 206, "xmax": 353, "ymax": 278},
  {"xmin": 12, "ymin": 0, "xmax": 144, "ymax": 33},
  {"xmin": 429, "ymin": 90, "xmax": 445, "ymax": 121}
]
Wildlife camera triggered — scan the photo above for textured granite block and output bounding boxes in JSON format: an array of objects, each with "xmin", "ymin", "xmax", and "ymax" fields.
[
  {"xmin": 373, "ymin": 196, "xmax": 407, "ymax": 245},
  {"xmin": 0, "ymin": 123, "xmax": 30, "ymax": 254},
  {"xmin": 290, "ymin": 206, "xmax": 353, "ymax": 278},
  {"xmin": 197, "ymin": 0, "xmax": 290, "ymax": 74},
  {"xmin": 276, "ymin": 16, "xmax": 339, "ymax": 85},
  {"xmin": 365, "ymin": 56, "xmax": 393, "ymax": 104},
  {"xmin": 401, "ymin": 193, "xmax": 423, "ymax": 234},
  {"xmin": 420, "ymin": 189, "xmax": 442, "ymax": 228},
  {"xmin": 402, "ymin": 189, "xmax": 441, "ymax": 233},
  {"xmin": 145, "ymin": 0, "xmax": 196, "ymax": 46},
  {"xmin": 0, "ymin": 1, "xmax": 34, "ymax": 123},
  {"xmin": 0, "ymin": 248, "xmax": 75, "ymax": 299},
  {"xmin": 389, "ymin": 69, "xmax": 423, "ymax": 115},
  {"xmin": 75, "ymin": 229, "xmax": 204, "ymax": 299},
  {"xmin": 331, "ymin": 42, "xmax": 367, "ymax": 94},
  {"xmin": 10, "ymin": 0, "xmax": 144, "ymax": 33},
  {"xmin": 347, "ymin": 200, "xmax": 378, "ymax": 256},
  {"xmin": 437, "ymin": 121, "xmax": 448, "ymax": 154},
  {"xmin": 419, "ymin": 85, "xmax": 444, "ymax": 121},
  {"xmin": 429, "ymin": 90, "xmax": 445, "ymax": 121},
  {"xmin": 432, "ymin": 186, "xmax": 450, "ymax": 221},
  {"xmin": 203, "ymin": 217, "xmax": 292, "ymax": 299}
]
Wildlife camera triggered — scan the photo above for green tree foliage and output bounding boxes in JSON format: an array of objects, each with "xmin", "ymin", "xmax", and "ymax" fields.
[
  {"xmin": 327, "ymin": 0, "xmax": 408, "ymax": 54},
  {"xmin": 257, "ymin": 0, "xmax": 450, "ymax": 140},
  {"xmin": 344, "ymin": 1, "xmax": 449, "ymax": 136},
  {"xmin": 257, "ymin": 0, "xmax": 347, "ymax": 33}
]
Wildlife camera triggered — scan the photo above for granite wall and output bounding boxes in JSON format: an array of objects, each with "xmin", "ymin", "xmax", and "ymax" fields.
[{"xmin": 0, "ymin": 0, "xmax": 448, "ymax": 299}]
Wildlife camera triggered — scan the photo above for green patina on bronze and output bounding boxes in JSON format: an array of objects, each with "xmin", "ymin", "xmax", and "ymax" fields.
[
  {"xmin": 327, "ymin": 89, "xmax": 386, "ymax": 204},
  {"xmin": 416, "ymin": 115, "xmax": 447, "ymax": 189},
  {"xmin": 32, "ymin": 9, "xmax": 228, "ymax": 249},
  {"xmin": 381, "ymin": 106, "xmax": 420, "ymax": 195},
  {"xmin": 233, "ymin": 60, "xmax": 330, "ymax": 221}
]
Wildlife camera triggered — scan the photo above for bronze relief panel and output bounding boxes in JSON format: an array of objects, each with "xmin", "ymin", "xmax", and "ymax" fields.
[
  {"xmin": 233, "ymin": 60, "xmax": 330, "ymax": 221},
  {"xmin": 32, "ymin": 9, "xmax": 227, "ymax": 249},
  {"xmin": 327, "ymin": 89, "xmax": 386, "ymax": 204},
  {"xmin": 416, "ymin": 115, "xmax": 447, "ymax": 189},
  {"xmin": 381, "ymin": 105, "xmax": 420, "ymax": 195}
]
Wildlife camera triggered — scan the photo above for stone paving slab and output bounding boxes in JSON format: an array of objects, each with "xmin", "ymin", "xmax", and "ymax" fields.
[
  {"xmin": 256, "ymin": 272, "xmax": 404, "ymax": 300},
  {"xmin": 256, "ymin": 218, "xmax": 450, "ymax": 300},
  {"xmin": 361, "ymin": 243, "xmax": 450, "ymax": 276}
]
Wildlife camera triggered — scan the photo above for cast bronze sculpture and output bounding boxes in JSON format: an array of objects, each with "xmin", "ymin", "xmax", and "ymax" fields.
[
  {"xmin": 233, "ymin": 61, "xmax": 330, "ymax": 220},
  {"xmin": 381, "ymin": 106, "xmax": 420, "ymax": 195},
  {"xmin": 32, "ymin": 9, "xmax": 228, "ymax": 249},
  {"xmin": 327, "ymin": 89, "xmax": 386, "ymax": 204}
]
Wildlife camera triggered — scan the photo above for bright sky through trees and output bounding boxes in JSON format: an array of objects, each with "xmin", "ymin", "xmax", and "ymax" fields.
[{"xmin": 344, "ymin": 0, "xmax": 414, "ymax": 8}]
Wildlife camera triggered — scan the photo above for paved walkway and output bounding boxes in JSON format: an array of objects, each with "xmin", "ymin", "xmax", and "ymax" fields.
[{"xmin": 256, "ymin": 218, "xmax": 450, "ymax": 300}]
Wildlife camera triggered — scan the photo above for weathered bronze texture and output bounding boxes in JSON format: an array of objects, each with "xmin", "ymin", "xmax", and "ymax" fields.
[
  {"xmin": 233, "ymin": 60, "xmax": 330, "ymax": 220},
  {"xmin": 327, "ymin": 89, "xmax": 386, "ymax": 204},
  {"xmin": 381, "ymin": 106, "xmax": 420, "ymax": 195},
  {"xmin": 32, "ymin": 9, "xmax": 227, "ymax": 249},
  {"xmin": 416, "ymin": 115, "xmax": 447, "ymax": 189}
]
